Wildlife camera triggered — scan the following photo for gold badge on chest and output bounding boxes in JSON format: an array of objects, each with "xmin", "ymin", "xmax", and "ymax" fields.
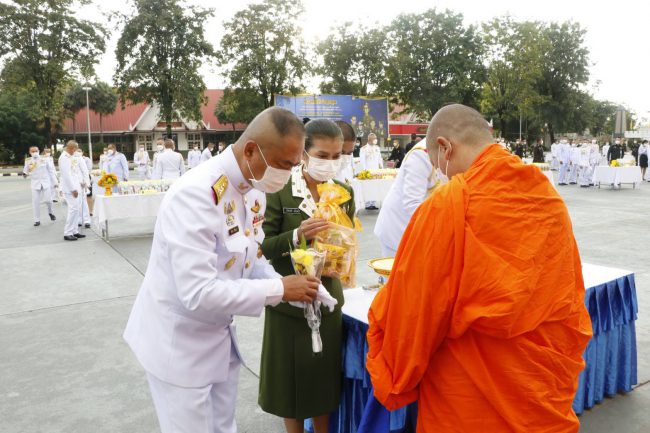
[
  {"xmin": 224, "ymin": 200, "xmax": 236, "ymax": 214},
  {"xmin": 250, "ymin": 199, "xmax": 261, "ymax": 213},
  {"xmin": 224, "ymin": 256, "xmax": 236, "ymax": 271},
  {"xmin": 212, "ymin": 175, "xmax": 229, "ymax": 205}
]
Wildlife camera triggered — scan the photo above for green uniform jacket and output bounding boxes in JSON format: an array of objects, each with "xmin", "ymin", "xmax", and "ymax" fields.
[{"xmin": 258, "ymin": 176, "xmax": 355, "ymax": 419}]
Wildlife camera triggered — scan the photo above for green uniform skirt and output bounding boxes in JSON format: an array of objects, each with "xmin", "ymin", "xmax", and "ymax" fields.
[{"xmin": 258, "ymin": 300, "xmax": 343, "ymax": 419}]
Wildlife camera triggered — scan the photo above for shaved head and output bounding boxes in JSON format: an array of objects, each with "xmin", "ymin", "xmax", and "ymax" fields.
[
  {"xmin": 240, "ymin": 107, "xmax": 305, "ymax": 148},
  {"xmin": 426, "ymin": 104, "xmax": 492, "ymax": 152},
  {"xmin": 426, "ymin": 104, "xmax": 495, "ymax": 179},
  {"xmin": 233, "ymin": 107, "xmax": 306, "ymax": 188}
]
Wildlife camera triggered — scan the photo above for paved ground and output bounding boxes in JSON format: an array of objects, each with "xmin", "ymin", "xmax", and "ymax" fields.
[{"xmin": 0, "ymin": 173, "xmax": 648, "ymax": 433}]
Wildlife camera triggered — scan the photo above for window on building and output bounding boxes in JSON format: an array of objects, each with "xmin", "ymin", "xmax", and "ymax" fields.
[
  {"xmin": 187, "ymin": 133, "xmax": 202, "ymax": 149},
  {"xmin": 137, "ymin": 134, "xmax": 154, "ymax": 151}
]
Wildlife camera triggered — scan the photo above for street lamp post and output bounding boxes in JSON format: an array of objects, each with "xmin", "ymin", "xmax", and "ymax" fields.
[{"xmin": 82, "ymin": 86, "xmax": 93, "ymax": 166}]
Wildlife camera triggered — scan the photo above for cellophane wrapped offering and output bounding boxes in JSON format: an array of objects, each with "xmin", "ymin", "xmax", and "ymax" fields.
[
  {"xmin": 290, "ymin": 248, "xmax": 326, "ymax": 355},
  {"xmin": 313, "ymin": 183, "xmax": 360, "ymax": 287}
]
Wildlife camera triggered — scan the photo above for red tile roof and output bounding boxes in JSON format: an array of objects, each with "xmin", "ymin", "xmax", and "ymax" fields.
[{"xmin": 61, "ymin": 89, "xmax": 246, "ymax": 134}]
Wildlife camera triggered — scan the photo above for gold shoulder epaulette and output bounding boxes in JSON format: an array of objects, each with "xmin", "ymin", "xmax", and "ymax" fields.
[{"xmin": 212, "ymin": 175, "xmax": 229, "ymax": 205}]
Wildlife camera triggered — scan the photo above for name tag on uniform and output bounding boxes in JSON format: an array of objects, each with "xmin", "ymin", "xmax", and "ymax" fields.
[
  {"xmin": 228, "ymin": 226, "xmax": 239, "ymax": 236},
  {"xmin": 283, "ymin": 207, "xmax": 300, "ymax": 214}
]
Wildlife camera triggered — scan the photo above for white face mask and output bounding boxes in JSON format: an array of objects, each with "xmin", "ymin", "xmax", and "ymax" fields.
[
  {"xmin": 339, "ymin": 154, "xmax": 353, "ymax": 170},
  {"xmin": 193, "ymin": 147, "xmax": 198, "ymax": 151},
  {"xmin": 246, "ymin": 143, "xmax": 291, "ymax": 193},
  {"xmin": 108, "ymin": 150, "xmax": 115, "ymax": 156},
  {"xmin": 305, "ymin": 152, "xmax": 342, "ymax": 182},
  {"xmin": 157, "ymin": 145, "xmax": 163, "ymax": 151},
  {"xmin": 139, "ymin": 147, "xmax": 145, "ymax": 152},
  {"xmin": 31, "ymin": 152, "xmax": 39, "ymax": 158},
  {"xmin": 435, "ymin": 143, "xmax": 451, "ymax": 185},
  {"xmin": 75, "ymin": 151, "xmax": 82, "ymax": 157}
]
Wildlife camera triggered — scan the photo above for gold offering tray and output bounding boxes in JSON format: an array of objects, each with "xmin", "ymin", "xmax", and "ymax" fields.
[{"xmin": 368, "ymin": 257, "xmax": 395, "ymax": 277}]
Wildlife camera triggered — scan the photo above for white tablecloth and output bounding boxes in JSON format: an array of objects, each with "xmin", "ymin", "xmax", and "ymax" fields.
[
  {"xmin": 93, "ymin": 193, "xmax": 165, "ymax": 229},
  {"xmin": 351, "ymin": 178, "xmax": 395, "ymax": 208},
  {"xmin": 592, "ymin": 166, "xmax": 642, "ymax": 187},
  {"xmin": 342, "ymin": 263, "xmax": 632, "ymax": 326}
]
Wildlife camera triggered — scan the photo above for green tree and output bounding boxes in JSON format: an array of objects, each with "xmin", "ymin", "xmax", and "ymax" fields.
[
  {"xmin": 218, "ymin": 0, "xmax": 308, "ymax": 108},
  {"xmin": 317, "ymin": 22, "xmax": 387, "ymax": 96},
  {"xmin": 383, "ymin": 8, "xmax": 485, "ymax": 119},
  {"xmin": 215, "ymin": 88, "xmax": 265, "ymax": 136},
  {"xmin": 0, "ymin": 89, "xmax": 44, "ymax": 162},
  {"xmin": 91, "ymin": 81, "xmax": 118, "ymax": 143},
  {"xmin": 0, "ymin": 0, "xmax": 106, "ymax": 147},
  {"xmin": 63, "ymin": 83, "xmax": 87, "ymax": 142},
  {"xmin": 479, "ymin": 17, "xmax": 545, "ymax": 139},
  {"xmin": 534, "ymin": 21, "xmax": 590, "ymax": 143},
  {"xmin": 114, "ymin": 0, "xmax": 215, "ymax": 137}
]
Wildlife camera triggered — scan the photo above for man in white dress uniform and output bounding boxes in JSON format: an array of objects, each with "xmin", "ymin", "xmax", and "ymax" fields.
[
  {"xmin": 123, "ymin": 107, "xmax": 327, "ymax": 433},
  {"xmin": 359, "ymin": 133, "xmax": 384, "ymax": 209},
  {"xmin": 374, "ymin": 141, "xmax": 437, "ymax": 257},
  {"xmin": 134, "ymin": 145, "xmax": 151, "ymax": 179},
  {"xmin": 74, "ymin": 149, "xmax": 92, "ymax": 228},
  {"xmin": 187, "ymin": 145, "xmax": 202, "ymax": 169},
  {"xmin": 153, "ymin": 139, "xmax": 186, "ymax": 180},
  {"xmin": 58, "ymin": 141, "xmax": 86, "ymax": 241},
  {"xmin": 201, "ymin": 142, "xmax": 215, "ymax": 163},
  {"xmin": 23, "ymin": 146, "xmax": 57, "ymax": 226}
]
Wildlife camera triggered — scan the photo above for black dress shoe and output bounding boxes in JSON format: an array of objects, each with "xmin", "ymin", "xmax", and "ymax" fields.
[
  {"xmin": 53, "ymin": 199, "xmax": 58, "ymax": 203},
  {"xmin": 63, "ymin": 235, "xmax": 78, "ymax": 241},
  {"xmin": 74, "ymin": 233, "xmax": 86, "ymax": 238},
  {"xmin": 49, "ymin": 213, "xmax": 56, "ymax": 221},
  {"xmin": 84, "ymin": 223, "xmax": 91, "ymax": 228},
  {"xmin": 78, "ymin": 223, "xmax": 82, "ymax": 227},
  {"xmin": 34, "ymin": 221, "xmax": 40, "ymax": 226}
]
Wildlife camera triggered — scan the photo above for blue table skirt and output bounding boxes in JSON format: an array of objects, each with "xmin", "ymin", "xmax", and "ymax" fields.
[{"xmin": 307, "ymin": 272, "xmax": 638, "ymax": 432}]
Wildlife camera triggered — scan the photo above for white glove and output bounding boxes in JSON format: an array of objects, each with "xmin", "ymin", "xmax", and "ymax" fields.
[{"xmin": 289, "ymin": 284, "xmax": 338, "ymax": 312}]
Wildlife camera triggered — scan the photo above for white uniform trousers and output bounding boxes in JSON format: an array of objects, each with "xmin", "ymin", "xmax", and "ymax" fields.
[
  {"xmin": 146, "ymin": 355, "xmax": 241, "ymax": 433},
  {"xmin": 77, "ymin": 193, "xmax": 91, "ymax": 225},
  {"xmin": 558, "ymin": 162, "xmax": 570, "ymax": 184},
  {"xmin": 569, "ymin": 164, "xmax": 579, "ymax": 184},
  {"xmin": 578, "ymin": 165, "xmax": 591, "ymax": 186},
  {"xmin": 31, "ymin": 186, "xmax": 53, "ymax": 223},
  {"xmin": 63, "ymin": 193, "xmax": 81, "ymax": 236}
]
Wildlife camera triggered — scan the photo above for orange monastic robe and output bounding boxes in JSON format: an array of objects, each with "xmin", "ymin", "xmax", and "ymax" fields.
[{"xmin": 367, "ymin": 144, "xmax": 592, "ymax": 433}]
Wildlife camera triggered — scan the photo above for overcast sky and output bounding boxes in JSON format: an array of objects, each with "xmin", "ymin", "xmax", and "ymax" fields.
[{"xmin": 78, "ymin": 0, "xmax": 650, "ymax": 124}]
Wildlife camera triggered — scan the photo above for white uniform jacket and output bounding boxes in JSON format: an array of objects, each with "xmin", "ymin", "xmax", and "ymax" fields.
[
  {"xmin": 106, "ymin": 153, "xmax": 130, "ymax": 181},
  {"xmin": 201, "ymin": 147, "xmax": 213, "ymax": 163},
  {"xmin": 187, "ymin": 149, "xmax": 202, "ymax": 168},
  {"xmin": 359, "ymin": 144, "xmax": 384, "ymax": 171},
  {"xmin": 123, "ymin": 146, "xmax": 283, "ymax": 388},
  {"xmin": 58, "ymin": 152, "xmax": 82, "ymax": 194},
  {"xmin": 154, "ymin": 149, "xmax": 186, "ymax": 180},
  {"xmin": 374, "ymin": 143, "xmax": 436, "ymax": 253},
  {"xmin": 23, "ymin": 157, "xmax": 57, "ymax": 190}
]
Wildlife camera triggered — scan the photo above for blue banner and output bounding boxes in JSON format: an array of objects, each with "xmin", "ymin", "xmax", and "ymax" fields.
[{"xmin": 275, "ymin": 94, "xmax": 390, "ymax": 146}]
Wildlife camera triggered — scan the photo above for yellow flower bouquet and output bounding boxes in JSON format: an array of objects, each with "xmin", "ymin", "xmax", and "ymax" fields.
[
  {"xmin": 312, "ymin": 183, "xmax": 360, "ymax": 287},
  {"xmin": 290, "ymin": 238, "xmax": 327, "ymax": 355},
  {"xmin": 610, "ymin": 160, "xmax": 619, "ymax": 167},
  {"xmin": 97, "ymin": 173, "xmax": 118, "ymax": 196}
]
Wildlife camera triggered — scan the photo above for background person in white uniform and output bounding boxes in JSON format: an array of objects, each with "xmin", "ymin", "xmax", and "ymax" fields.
[
  {"xmin": 58, "ymin": 141, "xmax": 86, "ymax": 241},
  {"xmin": 105, "ymin": 144, "xmax": 130, "ymax": 182},
  {"xmin": 202, "ymin": 142, "xmax": 215, "ymax": 162},
  {"xmin": 153, "ymin": 139, "xmax": 186, "ymax": 180},
  {"xmin": 74, "ymin": 149, "xmax": 92, "ymax": 228},
  {"xmin": 134, "ymin": 145, "xmax": 151, "ymax": 179},
  {"xmin": 187, "ymin": 145, "xmax": 202, "ymax": 169},
  {"xmin": 123, "ymin": 107, "xmax": 323, "ymax": 433},
  {"xmin": 359, "ymin": 133, "xmax": 384, "ymax": 209},
  {"xmin": 22, "ymin": 146, "xmax": 57, "ymax": 226},
  {"xmin": 375, "ymin": 142, "xmax": 437, "ymax": 257},
  {"xmin": 334, "ymin": 120, "xmax": 356, "ymax": 184}
]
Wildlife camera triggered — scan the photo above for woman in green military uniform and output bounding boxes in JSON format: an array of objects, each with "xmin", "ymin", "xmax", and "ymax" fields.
[{"xmin": 259, "ymin": 119, "xmax": 355, "ymax": 433}]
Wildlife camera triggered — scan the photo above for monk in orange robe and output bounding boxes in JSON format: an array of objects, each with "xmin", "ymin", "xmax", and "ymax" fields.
[{"xmin": 367, "ymin": 104, "xmax": 592, "ymax": 433}]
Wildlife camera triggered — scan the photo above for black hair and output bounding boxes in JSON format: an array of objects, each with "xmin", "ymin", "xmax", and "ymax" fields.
[
  {"xmin": 304, "ymin": 119, "xmax": 343, "ymax": 151},
  {"xmin": 270, "ymin": 107, "xmax": 305, "ymax": 138},
  {"xmin": 335, "ymin": 120, "xmax": 356, "ymax": 142},
  {"xmin": 411, "ymin": 133, "xmax": 417, "ymax": 140}
]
